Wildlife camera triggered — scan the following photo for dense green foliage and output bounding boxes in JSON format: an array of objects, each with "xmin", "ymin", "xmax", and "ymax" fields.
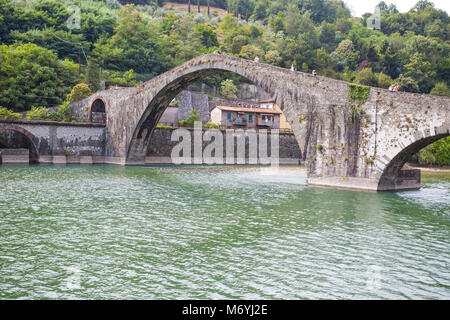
[
  {"xmin": 220, "ymin": 79, "xmax": 238, "ymax": 99},
  {"xmin": 348, "ymin": 84, "xmax": 370, "ymax": 104},
  {"xmin": 416, "ymin": 137, "xmax": 450, "ymax": 165},
  {"xmin": 66, "ymin": 83, "xmax": 92, "ymax": 103},
  {"xmin": 25, "ymin": 102, "xmax": 74, "ymax": 122},
  {"xmin": 85, "ymin": 58, "xmax": 101, "ymax": 92},
  {"xmin": 0, "ymin": 42, "xmax": 79, "ymax": 111},
  {"xmin": 0, "ymin": 107, "xmax": 21, "ymax": 120}
]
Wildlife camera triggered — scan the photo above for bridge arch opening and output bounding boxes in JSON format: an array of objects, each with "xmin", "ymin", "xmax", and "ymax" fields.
[
  {"xmin": 90, "ymin": 98, "xmax": 106, "ymax": 124},
  {"xmin": 0, "ymin": 126, "xmax": 40, "ymax": 164},
  {"xmin": 378, "ymin": 131, "xmax": 450, "ymax": 191},
  {"xmin": 127, "ymin": 67, "xmax": 297, "ymax": 162}
]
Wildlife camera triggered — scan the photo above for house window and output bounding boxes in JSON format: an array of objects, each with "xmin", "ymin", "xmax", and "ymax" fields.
[
  {"xmin": 248, "ymin": 114, "xmax": 253, "ymax": 121},
  {"xmin": 227, "ymin": 113, "xmax": 231, "ymax": 119}
]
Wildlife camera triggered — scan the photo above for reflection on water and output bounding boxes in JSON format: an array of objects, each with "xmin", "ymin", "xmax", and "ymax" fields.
[{"xmin": 0, "ymin": 165, "xmax": 449, "ymax": 299}]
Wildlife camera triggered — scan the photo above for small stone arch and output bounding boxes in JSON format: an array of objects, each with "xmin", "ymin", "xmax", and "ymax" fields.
[
  {"xmin": 90, "ymin": 97, "xmax": 106, "ymax": 123},
  {"xmin": 377, "ymin": 128, "xmax": 450, "ymax": 191},
  {"xmin": 0, "ymin": 125, "xmax": 40, "ymax": 163}
]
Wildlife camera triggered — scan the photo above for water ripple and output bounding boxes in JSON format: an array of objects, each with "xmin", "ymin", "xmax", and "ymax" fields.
[{"xmin": 0, "ymin": 165, "xmax": 449, "ymax": 299}]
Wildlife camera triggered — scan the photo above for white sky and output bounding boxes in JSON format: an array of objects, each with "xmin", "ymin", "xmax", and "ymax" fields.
[{"xmin": 344, "ymin": 0, "xmax": 450, "ymax": 17}]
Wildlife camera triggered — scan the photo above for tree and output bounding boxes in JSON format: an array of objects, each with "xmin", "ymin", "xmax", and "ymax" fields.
[
  {"xmin": 436, "ymin": 58, "xmax": 450, "ymax": 85},
  {"xmin": 355, "ymin": 68, "xmax": 378, "ymax": 87},
  {"xmin": 170, "ymin": 15, "xmax": 202, "ymax": 63},
  {"xmin": 320, "ymin": 23, "xmax": 336, "ymax": 52},
  {"xmin": 85, "ymin": 58, "xmax": 101, "ymax": 93},
  {"xmin": 335, "ymin": 40, "xmax": 360, "ymax": 69},
  {"xmin": 379, "ymin": 41, "xmax": 401, "ymax": 79},
  {"xmin": 231, "ymin": 35, "xmax": 249, "ymax": 54},
  {"xmin": 264, "ymin": 50, "xmax": 282, "ymax": 66},
  {"xmin": 269, "ymin": 11, "xmax": 285, "ymax": 33},
  {"xmin": 220, "ymin": 79, "xmax": 237, "ymax": 99},
  {"xmin": 397, "ymin": 75, "xmax": 420, "ymax": 93},
  {"xmin": 0, "ymin": 43, "xmax": 79, "ymax": 111},
  {"xmin": 376, "ymin": 72, "xmax": 393, "ymax": 89},
  {"xmin": 10, "ymin": 28, "xmax": 87, "ymax": 62},
  {"xmin": 430, "ymin": 82, "xmax": 450, "ymax": 97},
  {"xmin": 193, "ymin": 24, "xmax": 219, "ymax": 48},
  {"xmin": 403, "ymin": 52, "xmax": 435, "ymax": 93},
  {"xmin": 66, "ymin": 83, "xmax": 92, "ymax": 103},
  {"xmin": 418, "ymin": 137, "xmax": 450, "ymax": 165},
  {"xmin": 252, "ymin": 0, "xmax": 268, "ymax": 21},
  {"xmin": 413, "ymin": 0, "xmax": 434, "ymax": 12},
  {"xmin": 227, "ymin": 0, "xmax": 255, "ymax": 20},
  {"xmin": 239, "ymin": 45, "xmax": 264, "ymax": 60},
  {"xmin": 93, "ymin": 5, "xmax": 172, "ymax": 75},
  {"xmin": 314, "ymin": 48, "xmax": 335, "ymax": 73},
  {"xmin": 102, "ymin": 69, "xmax": 142, "ymax": 88}
]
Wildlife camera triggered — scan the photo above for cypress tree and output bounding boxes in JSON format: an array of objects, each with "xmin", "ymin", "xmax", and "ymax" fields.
[{"xmin": 85, "ymin": 58, "xmax": 101, "ymax": 93}]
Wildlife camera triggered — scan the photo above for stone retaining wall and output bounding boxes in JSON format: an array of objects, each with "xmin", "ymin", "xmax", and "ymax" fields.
[{"xmin": 147, "ymin": 128, "xmax": 301, "ymax": 164}]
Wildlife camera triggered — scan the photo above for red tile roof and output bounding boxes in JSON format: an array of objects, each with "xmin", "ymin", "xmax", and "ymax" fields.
[{"xmin": 215, "ymin": 105, "xmax": 281, "ymax": 114}]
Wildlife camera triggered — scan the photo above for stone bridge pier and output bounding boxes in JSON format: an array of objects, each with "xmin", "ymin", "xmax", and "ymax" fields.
[{"xmin": 71, "ymin": 54, "xmax": 449, "ymax": 190}]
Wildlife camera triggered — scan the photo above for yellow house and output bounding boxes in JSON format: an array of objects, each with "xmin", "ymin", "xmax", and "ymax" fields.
[{"xmin": 258, "ymin": 99, "xmax": 292, "ymax": 131}]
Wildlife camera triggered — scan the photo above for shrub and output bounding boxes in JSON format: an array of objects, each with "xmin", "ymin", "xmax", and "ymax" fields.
[
  {"xmin": 220, "ymin": 79, "xmax": 237, "ymax": 99},
  {"xmin": 66, "ymin": 84, "xmax": 92, "ymax": 103},
  {"xmin": 377, "ymin": 72, "xmax": 393, "ymax": 89},
  {"xmin": 430, "ymin": 82, "xmax": 450, "ymax": 97},
  {"xmin": 355, "ymin": 68, "xmax": 377, "ymax": 87},
  {"xmin": 179, "ymin": 109, "xmax": 202, "ymax": 127},
  {"xmin": 398, "ymin": 75, "xmax": 420, "ymax": 93},
  {"xmin": 85, "ymin": 58, "xmax": 101, "ymax": 92},
  {"xmin": 26, "ymin": 106, "xmax": 53, "ymax": 121},
  {"xmin": 348, "ymin": 84, "xmax": 370, "ymax": 104},
  {"xmin": 0, "ymin": 107, "xmax": 21, "ymax": 120},
  {"xmin": 203, "ymin": 122, "xmax": 220, "ymax": 129},
  {"xmin": 103, "ymin": 69, "xmax": 142, "ymax": 88},
  {"xmin": 55, "ymin": 101, "xmax": 74, "ymax": 122},
  {"xmin": 418, "ymin": 137, "xmax": 450, "ymax": 165},
  {"xmin": 156, "ymin": 124, "xmax": 173, "ymax": 129}
]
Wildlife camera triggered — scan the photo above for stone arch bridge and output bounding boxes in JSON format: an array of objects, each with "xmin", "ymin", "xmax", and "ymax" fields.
[{"xmin": 3, "ymin": 54, "xmax": 450, "ymax": 191}]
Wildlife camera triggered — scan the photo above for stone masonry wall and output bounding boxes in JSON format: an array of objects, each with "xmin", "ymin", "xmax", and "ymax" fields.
[
  {"xmin": 0, "ymin": 121, "xmax": 106, "ymax": 164},
  {"xmin": 146, "ymin": 128, "xmax": 301, "ymax": 164}
]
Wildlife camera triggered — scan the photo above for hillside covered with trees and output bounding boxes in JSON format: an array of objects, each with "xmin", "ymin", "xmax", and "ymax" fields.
[{"xmin": 0, "ymin": 0, "xmax": 449, "ymax": 164}]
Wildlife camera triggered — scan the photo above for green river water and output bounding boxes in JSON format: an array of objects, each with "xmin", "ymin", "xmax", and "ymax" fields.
[{"xmin": 0, "ymin": 165, "xmax": 449, "ymax": 299}]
